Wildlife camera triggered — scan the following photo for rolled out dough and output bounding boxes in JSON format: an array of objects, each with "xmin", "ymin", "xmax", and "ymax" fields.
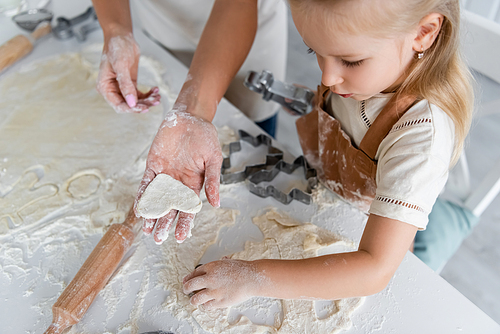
[{"xmin": 136, "ymin": 174, "xmax": 202, "ymax": 218}]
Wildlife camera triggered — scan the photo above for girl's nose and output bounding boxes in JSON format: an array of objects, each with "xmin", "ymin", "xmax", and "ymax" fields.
[{"xmin": 320, "ymin": 58, "xmax": 344, "ymax": 87}]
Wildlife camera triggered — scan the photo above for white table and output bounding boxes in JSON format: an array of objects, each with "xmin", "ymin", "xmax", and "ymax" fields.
[{"xmin": 1, "ymin": 3, "xmax": 499, "ymax": 334}]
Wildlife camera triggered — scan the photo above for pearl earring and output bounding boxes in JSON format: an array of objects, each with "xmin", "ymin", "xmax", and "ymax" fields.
[{"xmin": 417, "ymin": 45, "xmax": 424, "ymax": 59}]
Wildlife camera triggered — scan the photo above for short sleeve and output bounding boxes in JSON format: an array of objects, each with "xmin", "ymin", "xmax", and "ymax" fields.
[{"xmin": 369, "ymin": 102, "xmax": 455, "ymax": 230}]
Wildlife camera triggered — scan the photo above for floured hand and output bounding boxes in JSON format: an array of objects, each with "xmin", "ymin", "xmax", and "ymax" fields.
[
  {"xmin": 183, "ymin": 258, "xmax": 263, "ymax": 310},
  {"xmin": 135, "ymin": 107, "xmax": 223, "ymax": 243},
  {"xmin": 97, "ymin": 33, "xmax": 161, "ymax": 113}
]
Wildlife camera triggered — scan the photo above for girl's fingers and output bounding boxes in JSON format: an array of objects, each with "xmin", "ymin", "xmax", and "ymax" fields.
[
  {"xmin": 201, "ymin": 298, "xmax": 225, "ymax": 310},
  {"xmin": 191, "ymin": 289, "xmax": 215, "ymax": 306},
  {"xmin": 183, "ymin": 264, "xmax": 205, "ymax": 284},
  {"xmin": 183, "ymin": 275, "xmax": 208, "ymax": 295}
]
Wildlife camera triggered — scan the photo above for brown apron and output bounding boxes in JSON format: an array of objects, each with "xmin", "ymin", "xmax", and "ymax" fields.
[{"xmin": 296, "ymin": 84, "xmax": 416, "ymax": 212}]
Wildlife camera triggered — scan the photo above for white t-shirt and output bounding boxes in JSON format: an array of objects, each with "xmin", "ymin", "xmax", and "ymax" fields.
[
  {"xmin": 328, "ymin": 93, "xmax": 455, "ymax": 230},
  {"xmin": 131, "ymin": 0, "xmax": 288, "ymax": 121}
]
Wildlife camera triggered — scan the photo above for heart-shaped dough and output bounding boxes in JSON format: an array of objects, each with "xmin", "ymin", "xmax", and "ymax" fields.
[{"xmin": 136, "ymin": 174, "xmax": 202, "ymax": 219}]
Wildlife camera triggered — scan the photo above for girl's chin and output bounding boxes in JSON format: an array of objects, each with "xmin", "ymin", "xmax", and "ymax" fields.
[{"xmin": 349, "ymin": 93, "xmax": 379, "ymax": 101}]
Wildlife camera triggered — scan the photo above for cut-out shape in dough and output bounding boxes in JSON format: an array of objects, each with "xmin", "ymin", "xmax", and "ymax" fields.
[
  {"xmin": 67, "ymin": 174, "xmax": 101, "ymax": 199},
  {"xmin": 0, "ymin": 168, "xmax": 58, "ymax": 232},
  {"xmin": 136, "ymin": 174, "xmax": 202, "ymax": 219}
]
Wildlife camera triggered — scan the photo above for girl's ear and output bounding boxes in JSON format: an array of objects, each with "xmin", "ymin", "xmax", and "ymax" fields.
[{"xmin": 413, "ymin": 13, "xmax": 444, "ymax": 53}]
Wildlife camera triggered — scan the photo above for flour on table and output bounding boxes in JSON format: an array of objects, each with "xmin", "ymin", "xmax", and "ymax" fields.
[
  {"xmin": 311, "ymin": 183, "xmax": 343, "ymax": 212},
  {"xmin": 136, "ymin": 174, "xmax": 202, "ymax": 219},
  {"xmin": 164, "ymin": 209, "xmax": 363, "ymax": 334},
  {"xmin": 0, "ymin": 47, "xmax": 169, "ymax": 333}
]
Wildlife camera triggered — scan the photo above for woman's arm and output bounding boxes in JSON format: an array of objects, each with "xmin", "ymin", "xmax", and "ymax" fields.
[
  {"xmin": 135, "ymin": 0, "xmax": 260, "ymax": 242},
  {"xmin": 176, "ymin": 0, "xmax": 258, "ymax": 121},
  {"xmin": 183, "ymin": 214, "xmax": 418, "ymax": 308},
  {"xmin": 92, "ymin": 0, "xmax": 133, "ymax": 38}
]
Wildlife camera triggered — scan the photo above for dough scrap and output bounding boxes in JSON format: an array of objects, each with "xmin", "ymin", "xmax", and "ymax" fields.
[{"xmin": 136, "ymin": 174, "xmax": 202, "ymax": 218}]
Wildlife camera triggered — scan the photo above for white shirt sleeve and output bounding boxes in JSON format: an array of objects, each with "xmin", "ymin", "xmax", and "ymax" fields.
[{"xmin": 369, "ymin": 101, "xmax": 455, "ymax": 230}]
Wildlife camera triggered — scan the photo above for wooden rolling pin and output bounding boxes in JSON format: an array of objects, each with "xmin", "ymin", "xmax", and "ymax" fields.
[
  {"xmin": 44, "ymin": 207, "xmax": 142, "ymax": 334},
  {"xmin": 0, "ymin": 21, "xmax": 52, "ymax": 73}
]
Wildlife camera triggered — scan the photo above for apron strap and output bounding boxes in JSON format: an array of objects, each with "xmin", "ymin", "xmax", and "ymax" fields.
[
  {"xmin": 359, "ymin": 93, "xmax": 418, "ymax": 160},
  {"xmin": 316, "ymin": 84, "xmax": 330, "ymax": 110}
]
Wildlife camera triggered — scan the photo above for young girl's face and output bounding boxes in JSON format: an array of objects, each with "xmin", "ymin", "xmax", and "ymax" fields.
[{"xmin": 291, "ymin": 3, "xmax": 417, "ymax": 101}]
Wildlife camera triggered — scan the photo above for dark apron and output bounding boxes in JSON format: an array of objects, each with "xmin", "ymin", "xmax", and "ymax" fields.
[{"xmin": 296, "ymin": 84, "xmax": 416, "ymax": 212}]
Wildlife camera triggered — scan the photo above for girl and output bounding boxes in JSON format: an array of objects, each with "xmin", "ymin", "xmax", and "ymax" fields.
[{"xmin": 181, "ymin": 0, "xmax": 473, "ymax": 309}]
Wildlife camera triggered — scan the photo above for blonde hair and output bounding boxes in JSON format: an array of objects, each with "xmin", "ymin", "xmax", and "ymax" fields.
[{"xmin": 289, "ymin": 0, "xmax": 474, "ymax": 166}]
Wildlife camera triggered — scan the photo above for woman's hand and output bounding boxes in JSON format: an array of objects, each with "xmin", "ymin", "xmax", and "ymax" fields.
[
  {"xmin": 183, "ymin": 258, "xmax": 264, "ymax": 310},
  {"xmin": 97, "ymin": 33, "xmax": 160, "ymax": 113},
  {"xmin": 134, "ymin": 107, "xmax": 223, "ymax": 243}
]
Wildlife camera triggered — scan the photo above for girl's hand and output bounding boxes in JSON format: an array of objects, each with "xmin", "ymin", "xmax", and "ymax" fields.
[
  {"xmin": 97, "ymin": 33, "xmax": 161, "ymax": 113},
  {"xmin": 134, "ymin": 108, "xmax": 223, "ymax": 243},
  {"xmin": 182, "ymin": 258, "xmax": 264, "ymax": 310}
]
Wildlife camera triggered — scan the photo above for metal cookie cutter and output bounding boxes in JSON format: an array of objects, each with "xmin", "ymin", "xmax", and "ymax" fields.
[
  {"xmin": 52, "ymin": 7, "xmax": 100, "ymax": 42},
  {"xmin": 220, "ymin": 129, "xmax": 283, "ymax": 184},
  {"xmin": 247, "ymin": 155, "xmax": 318, "ymax": 205},
  {"xmin": 12, "ymin": 8, "xmax": 53, "ymax": 31},
  {"xmin": 244, "ymin": 70, "xmax": 315, "ymax": 116},
  {"xmin": 13, "ymin": 6, "xmax": 100, "ymax": 42}
]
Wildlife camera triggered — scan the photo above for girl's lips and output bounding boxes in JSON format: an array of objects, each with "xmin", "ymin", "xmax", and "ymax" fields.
[
  {"xmin": 329, "ymin": 87, "xmax": 353, "ymax": 98},
  {"xmin": 337, "ymin": 93, "xmax": 353, "ymax": 98}
]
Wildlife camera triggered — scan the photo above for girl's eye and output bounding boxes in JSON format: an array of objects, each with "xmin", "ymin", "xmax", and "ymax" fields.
[
  {"xmin": 341, "ymin": 59, "xmax": 364, "ymax": 68},
  {"xmin": 307, "ymin": 47, "xmax": 316, "ymax": 55}
]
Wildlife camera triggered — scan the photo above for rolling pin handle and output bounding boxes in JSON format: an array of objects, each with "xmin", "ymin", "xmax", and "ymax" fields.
[
  {"xmin": 0, "ymin": 21, "xmax": 52, "ymax": 73},
  {"xmin": 44, "ymin": 206, "xmax": 140, "ymax": 333}
]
